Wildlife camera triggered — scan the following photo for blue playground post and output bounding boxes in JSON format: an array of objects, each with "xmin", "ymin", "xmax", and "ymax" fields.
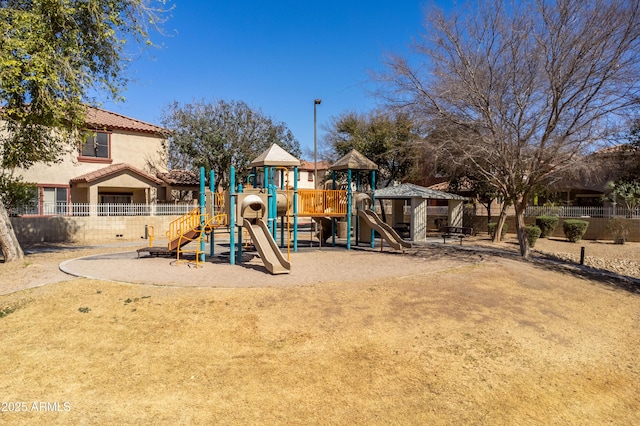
[
  {"xmin": 236, "ymin": 183, "xmax": 243, "ymax": 264},
  {"xmin": 229, "ymin": 166, "xmax": 236, "ymax": 265},
  {"xmin": 199, "ymin": 167, "xmax": 206, "ymax": 263},
  {"xmin": 269, "ymin": 168, "xmax": 278, "ymax": 240},
  {"xmin": 210, "ymin": 170, "xmax": 216, "ymax": 257},
  {"xmin": 264, "ymin": 166, "xmax": 273, "ymax": 236}
]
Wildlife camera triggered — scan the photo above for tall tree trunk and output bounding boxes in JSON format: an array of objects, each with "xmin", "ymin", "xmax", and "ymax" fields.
[
  {"xmin": 484, "ymin": 200, "xmax": 492, "ymax": 235},
  {"xmin": 515, "ymin": 200, "xmax": 531, "ymax": 259},
  {"xmin": 378, "ymin": 198, "xmax": 387, "ymax": 223},
  {"xmin": 492, "ymin": 202, "xmax": 508, "ymax": 243},
  {"xmin": 0, "ymin": 200, "xmax": 24, "ymax": 262}
]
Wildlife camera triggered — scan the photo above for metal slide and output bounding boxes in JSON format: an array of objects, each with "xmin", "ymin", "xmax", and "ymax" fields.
[
  {"xmin": 243, "ymin": 218, "xmax": 291, "ymax": 274},
  {"xmin": 357, "ymin": 209, "xmax": 412, "ymax": 252}
]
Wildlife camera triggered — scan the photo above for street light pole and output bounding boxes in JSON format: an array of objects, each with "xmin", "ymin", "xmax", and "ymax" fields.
[{"xmin": 313, "ymin": 98, "xmax": 322, "ymax": 190}]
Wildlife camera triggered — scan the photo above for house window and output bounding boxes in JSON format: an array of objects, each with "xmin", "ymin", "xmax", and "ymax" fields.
[
  {"xmin": 100, "ymin": 194, "xmax": 132, "ymax": 204},
  {"xmin": 308, "ymin": 172, "xmax": 314, "ymax": 182},
  {"xmin": 99, "ymin": 193, "xmax": 135, "ymax": 216},
  {"xmin": 41, "ymin": 186, "xmax": 68, "ymax": 215},
  {"xmin": 79, "ymin": 131, "xmax": 111, "ymax": 161}
]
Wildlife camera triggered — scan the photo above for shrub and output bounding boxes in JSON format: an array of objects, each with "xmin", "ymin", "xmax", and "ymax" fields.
[
  {"xmin": 524, "ymin": 225, "xmax": 542, "ymax": 248},
  {"xmin": 488, "ymin": 221, "xmax": 508, "ymax": 239},
  {"xmin": 606, "ymin": 218, "xmax": 629, "ymax": 244},
  {"xmin": 535, "ymin": 216, "xmax": 559, "ymax": 238},
  {"xmin": 562, "ymin": 219, "xmax": 589, "ymax": 242}
]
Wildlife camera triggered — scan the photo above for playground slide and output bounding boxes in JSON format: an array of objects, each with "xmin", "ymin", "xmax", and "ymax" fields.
[
  {"xmin": 357, "ymin": 209, "xmax": 412, "ymax": 251},
  {"xmin": 167, "ymin": 228, "xmax": 200, "ymax": 251},
  {"xmin": 243, "ymin": 218, "xmax": 291, "ymax": 274}
]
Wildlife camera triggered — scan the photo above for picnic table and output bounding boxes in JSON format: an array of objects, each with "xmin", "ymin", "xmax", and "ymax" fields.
[{"xmin": 440, "ymin": 226, "xmax": 473, "ymax": 245}]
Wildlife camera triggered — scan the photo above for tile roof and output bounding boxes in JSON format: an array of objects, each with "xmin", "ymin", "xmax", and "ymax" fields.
[
  {"xmin": 299, "ymin": 160, "xmax": 331, "ymax": 171},
  {"xmin": 156, "ymin": 169, "xmax": 200, "ymax": 186},
  {"xmin": 374, "ymin": 183, "xmax": 467, "ymax": 200},
  {"xmin": 428, "ymin": 178, "xmax": 473, "ymax": 193},
  {"xmin": 70, "ymin": 163, "xmax": 163, "ymax": 185},
  {"xmin": 592, "ymin": 144, "xmax": 639, "ymax": 156},
  {"xmin": 84, "ymin": 106, "xmax": 167, "ymax": 135}
]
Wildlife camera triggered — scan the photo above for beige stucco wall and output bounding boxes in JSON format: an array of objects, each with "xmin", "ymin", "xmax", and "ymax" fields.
[
  {"xmin": 11, "ymin": 215, "xmax": 182, "ymax": 244},
  {"xmin": 13, "ymin": 130, "xmax": 166, "ymax": 187},
  {"xmin": 110, "ymin": 131, "xmax": 167, "ymax": 171}
]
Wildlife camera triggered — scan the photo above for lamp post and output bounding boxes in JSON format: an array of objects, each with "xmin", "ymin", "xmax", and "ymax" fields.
[{"xmin": 313, "ymin": 98, "xmax": 322, "ymax": 190}]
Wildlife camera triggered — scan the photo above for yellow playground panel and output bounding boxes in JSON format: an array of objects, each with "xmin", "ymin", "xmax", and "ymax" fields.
[
  {"xmin": 162, "ymin": 193, "xmax": 227, "ymax": 267},
  {"xmin": 297, "ymin": 189, "xmax": 347, "ymax": 217}
]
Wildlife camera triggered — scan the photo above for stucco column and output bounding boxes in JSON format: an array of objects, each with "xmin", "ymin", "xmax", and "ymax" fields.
[
  {"xmin": 392, "ymin": 199, "xmax": 404, "ymax": 228},
  {"xmin": 411, "ymin": 198, "xmax": 428, "ymax": 241},
  {"xmin": 89, "ymin": 185, "xmax": 99, "ymax": 216},
  {"xmin": 448, "ymin": 200, "xmax": 464, "ymax": 227}
]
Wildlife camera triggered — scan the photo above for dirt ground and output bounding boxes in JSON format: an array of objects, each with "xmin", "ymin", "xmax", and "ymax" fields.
[{"xmin": 1, "ymin": 236, "xmax": 639, "ymax": 424}]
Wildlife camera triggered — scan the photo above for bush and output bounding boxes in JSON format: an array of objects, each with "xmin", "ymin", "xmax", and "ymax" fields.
[
  {"xmin": 535, "ymin": 216, "xmax": 559, "ymax": 238},
  {"xmin": 562, "ymin": 219, "xmax": 589, "ymax": 242},
  {"xmin": 524, "ymin": 225, "xmax": 542, "ymax": 248},
  {"xmin": 606, "ymin": 218, "xmax": 629, "ymax": 244},
  {"xmin": 488, "ymin": 221, "xmax": 508, "ymax": 239}
]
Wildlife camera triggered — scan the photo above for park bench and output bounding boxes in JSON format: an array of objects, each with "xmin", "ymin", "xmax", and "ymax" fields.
[{"xmin": 440, "ymin": 226, "xmax": 473, "ymax": 245}]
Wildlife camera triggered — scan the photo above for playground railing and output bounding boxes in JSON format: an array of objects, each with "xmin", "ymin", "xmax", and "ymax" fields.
[
  {"xmin": 166, "ymin": 208, "xmax": 202, "ymax": 243},
  {"xmin": 298, "ymin": 189, "xmax": 348, "ymax": 217}
]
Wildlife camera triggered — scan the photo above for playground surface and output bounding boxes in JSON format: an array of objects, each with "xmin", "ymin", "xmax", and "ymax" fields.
[
  {"xmin": 2, "ymin": 234, "xmax": 639, "ymax": 295},
  {"xmin": 57, "ymin": 238, "xmax": 488, "ymax": 289}
]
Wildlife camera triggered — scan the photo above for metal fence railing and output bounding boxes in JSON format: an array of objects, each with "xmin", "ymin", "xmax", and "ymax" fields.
[
  {"xmin": 524, "ymin": 205, "xmax": 640, "ymax": 219},
  {"xmin": 11, "ymin": 202, "xmax": 197, "ymax": 217},
  {"xmin": 426, "ymin": 206, "xmax": 450, "ymax": 216},
  {"xmin": 11, "ymin": 201, "xmax": 639, "ymax": 219}
]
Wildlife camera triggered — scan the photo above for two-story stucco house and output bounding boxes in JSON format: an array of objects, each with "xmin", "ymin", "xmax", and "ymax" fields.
[{"xmin": 13, "ymin": 107, "xmax": 168, "ymax": 214}]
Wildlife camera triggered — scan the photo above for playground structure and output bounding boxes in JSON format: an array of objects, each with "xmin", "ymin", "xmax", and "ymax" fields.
[{"xmin": 140, "ymin": 146, "xmax": 437, "ymax": 274}]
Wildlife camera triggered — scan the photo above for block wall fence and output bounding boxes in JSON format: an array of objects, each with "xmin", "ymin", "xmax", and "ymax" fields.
[
  {"xmin": 462, "ymin": 216, "xmax": 640, "ymax": 242},
  {"xmin": 10, "ymin": 216, "xmax": 181, "ymax": 244},
  {"xmin": 9, "ymin": 214, "xmax": 640, "ymax": 245}
]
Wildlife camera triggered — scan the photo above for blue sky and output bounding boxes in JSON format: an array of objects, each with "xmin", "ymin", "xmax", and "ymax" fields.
[{"xmin": 98, "ymin": 1, "xmax": 432, "ymax": 159}]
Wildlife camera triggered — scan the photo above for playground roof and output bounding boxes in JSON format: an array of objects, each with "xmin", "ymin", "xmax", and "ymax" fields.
[
  {"xmin": 330, "ymin": 149, "xmax": 378, "ymax": 171},
  {"xmin": 374, "ymin": 183, "xmax": 467, "ymax": 200},
  {"xmin": 249, "ymin": 143, "xmax": 301, "ymax": 167}
]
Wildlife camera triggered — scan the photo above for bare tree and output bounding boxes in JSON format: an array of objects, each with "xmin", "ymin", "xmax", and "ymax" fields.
[{"xmin": 381, "ymin": 0, "xmax": 640, "ymax": 258}]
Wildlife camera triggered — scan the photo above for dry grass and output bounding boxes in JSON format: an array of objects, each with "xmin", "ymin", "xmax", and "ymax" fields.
[{"xmin": 1, "ymin": 241, "xmax": 639, "ymax": 424}]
